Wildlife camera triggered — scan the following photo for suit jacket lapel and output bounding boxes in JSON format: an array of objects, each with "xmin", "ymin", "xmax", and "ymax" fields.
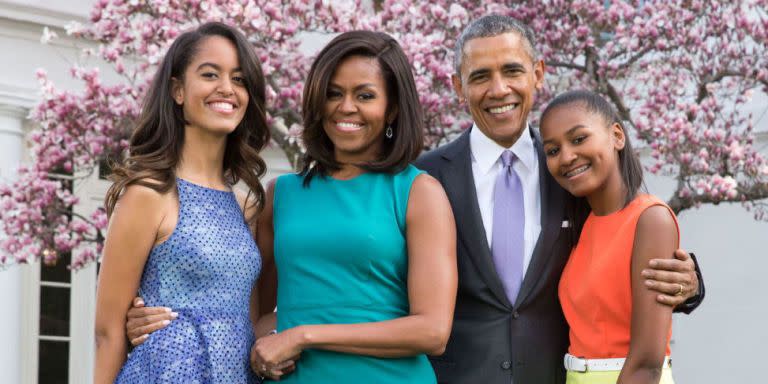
[
  {"xmin": 441, "ymin": 130, "xmax": 513, "ymax": 309},
  {"xmin": 515, "ymin": 129, "xmax": 565, "ymax": 309}
]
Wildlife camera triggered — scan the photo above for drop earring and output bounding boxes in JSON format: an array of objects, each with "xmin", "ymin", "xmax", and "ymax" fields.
[{"xmin": 385, "ymin": 125, "xmax": 393, "ymax": 139}]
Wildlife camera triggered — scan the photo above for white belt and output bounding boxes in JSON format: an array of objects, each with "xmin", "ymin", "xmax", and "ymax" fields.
[{"xmin": 564, "ymin": 353, "xmax": 672, "ymax": 372}]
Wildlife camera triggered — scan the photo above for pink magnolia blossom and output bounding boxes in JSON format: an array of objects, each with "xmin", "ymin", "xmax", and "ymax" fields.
[{"xmin": 1, "ymin": 0, "xmax": 766, "ymax": 267}]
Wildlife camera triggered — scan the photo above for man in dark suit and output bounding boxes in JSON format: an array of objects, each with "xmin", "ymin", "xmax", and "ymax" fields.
[{"xmin": 414, "ymin": 15, "xmax": 704, "ymax": 384}]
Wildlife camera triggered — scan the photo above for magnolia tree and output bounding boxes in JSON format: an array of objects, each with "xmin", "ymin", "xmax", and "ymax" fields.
[{"xmin": 1, "ymin": 0, "xmax": 767, "ymax": 268}]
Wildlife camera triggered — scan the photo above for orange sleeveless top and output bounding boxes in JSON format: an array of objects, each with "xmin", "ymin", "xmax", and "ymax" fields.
[{"xmin": 558, "ymin": 194, "xmax": 678, "ymax": 358}]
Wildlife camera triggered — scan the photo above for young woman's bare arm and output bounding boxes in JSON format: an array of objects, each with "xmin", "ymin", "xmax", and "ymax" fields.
[
  {"xmin": 254, "ymin": 179, "xmax": 278, "ymax": 319},
  {"xmin": 619, "ymin": 205, "xmax": 678, "ymax": 384},
  {"xmin": 248, "ymin": 179, "xmax": 296, "ymax": 380},
  {"xmin": 231, "ymin": 187, "xmax": 262, "ymax": 332},
  {"xmin": 250, "ymin": 174, "xmax": 458, "ymax": 366},
  {"xmin": 93, "ymin": 185, "xmax": 171, "ymax": 384}
]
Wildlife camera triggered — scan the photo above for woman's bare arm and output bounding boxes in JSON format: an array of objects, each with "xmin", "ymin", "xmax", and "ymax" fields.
[
  {"xmin": 248, "ymin": 179, "xmax": 298, "ymax": 380},
  {"xmin": 251, "ymin": 174, "xmax": 458, "ymax": 365},
  {"xmin": 94, "ymin": 185, "xmax": 170, "ymax": 384},
  {"xmin": 255, "ymin": 179, "xmax": 278, "ymax": 318},
  {"xmin": 619, "ymin": 205, "xmax": 678, "ymax": 384}
]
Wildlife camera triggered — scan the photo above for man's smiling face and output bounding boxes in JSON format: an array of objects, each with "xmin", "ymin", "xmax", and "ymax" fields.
[{"xmin": 452, "ymin": 32, "xmax": 544, "ymax": 147}]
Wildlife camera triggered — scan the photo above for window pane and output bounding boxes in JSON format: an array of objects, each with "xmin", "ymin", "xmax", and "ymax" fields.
[
  {"xmin": 38, "ymin": 340, "xmax": 68, "ymax": 384},
  {"xmin": 39, "ymin": 286, "xmax": 70, "ymax": 336},
  {"xmin": 41, "ymin": 251, "xmax": 71, "ymax": 283}
]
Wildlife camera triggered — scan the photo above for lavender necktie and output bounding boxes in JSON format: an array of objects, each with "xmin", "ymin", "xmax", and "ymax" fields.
[{"xmin": 492, "ymin": 150, "xmax": 525, "ymax": 304}]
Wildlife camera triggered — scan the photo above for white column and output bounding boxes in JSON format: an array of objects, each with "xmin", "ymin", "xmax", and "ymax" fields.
[
  {"xmin": 69, "ymin": 169, "xmax": 104, "ymax": 384},
  {"xmin": 70, "ymin": 262, "xmax": 96, "ymax": 384},
  {"xmin": 0, "ymin": 105, "xmax": 25, "ymax": 179},
  {"xmin": 0, "ymin": 104, "xmax": 28, "ymax": 384}
]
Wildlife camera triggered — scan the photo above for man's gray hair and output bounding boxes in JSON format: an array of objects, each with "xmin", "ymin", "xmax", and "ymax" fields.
[{"xmin": 453, "ymin": 14, "xmax": 538, "ymax": 75}]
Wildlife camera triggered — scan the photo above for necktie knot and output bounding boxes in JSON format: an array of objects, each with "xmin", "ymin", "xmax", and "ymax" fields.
[{"xmin": 500, "ymin": 150, "xmax": 515, "ymax": 168}]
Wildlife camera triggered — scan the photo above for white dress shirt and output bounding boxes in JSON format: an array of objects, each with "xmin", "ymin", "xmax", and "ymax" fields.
[{"xmin": 470, "ymin": 124, "xmax": 542, "ymax": 277}]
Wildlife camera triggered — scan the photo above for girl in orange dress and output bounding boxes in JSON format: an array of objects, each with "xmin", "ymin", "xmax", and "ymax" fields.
[{"xmin": 540, "ymin": 90, "xmax": 678, "ymax": 384}]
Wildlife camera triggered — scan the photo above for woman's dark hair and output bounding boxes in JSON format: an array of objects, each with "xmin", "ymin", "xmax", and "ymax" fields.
[
  {"xmin": 105, "ymin": 22, "xmax": 270, "ymax": 227},
  {"xmin": 300, "ymin": 30, "xmax": 424, "ymax": 185},
  {"xmin": 540, "ymin": 90, "xmax": 644, "ymax": 244}
]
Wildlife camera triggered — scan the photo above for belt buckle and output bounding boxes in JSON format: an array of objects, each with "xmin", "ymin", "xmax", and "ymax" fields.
[{"xmin": 564, "ymin": 354, "xmax": 587, "ymax": 372}]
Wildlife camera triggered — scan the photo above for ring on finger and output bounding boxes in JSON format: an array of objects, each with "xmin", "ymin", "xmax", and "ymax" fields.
[
  {"xmin": 675, "ymin": 283, "xmax": 684, "ymax": 296},
  {"xmin": 256, "ymin": 366, "xmax": 268, "ymax": 379}
]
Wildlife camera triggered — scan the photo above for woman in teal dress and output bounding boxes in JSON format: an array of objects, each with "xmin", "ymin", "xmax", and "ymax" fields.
[{"xmin": 249, "ymin": 31, "xmax": 458, "ymax": 383}]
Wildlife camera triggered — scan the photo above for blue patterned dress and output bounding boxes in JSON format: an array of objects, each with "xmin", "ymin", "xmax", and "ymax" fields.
[{"xmin": 115, "ymin": 178, "xmax": 261, "ymax": 383}]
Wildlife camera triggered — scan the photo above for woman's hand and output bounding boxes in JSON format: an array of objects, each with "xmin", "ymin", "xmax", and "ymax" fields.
[
  {"xmin": 250, "ymin": 328, "xmax": 303, "ymax": 379},
  {"xmin": 249, "ymin": 356, "xmax": 296, "ymax": 381},
  {"xmin": 258, "ymin": 174, "xmax": 456, "ymax": 359},
  {"xmin": 125, "ymin": 297, "xmax": 177, "ymax": 346}
]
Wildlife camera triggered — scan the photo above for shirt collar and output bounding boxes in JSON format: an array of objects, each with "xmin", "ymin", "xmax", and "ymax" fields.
[{"xmin": 470, "ymin": 123, "xmax": 536, "ymax": 176}]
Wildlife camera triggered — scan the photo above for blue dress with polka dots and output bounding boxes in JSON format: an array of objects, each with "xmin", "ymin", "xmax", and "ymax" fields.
[{"xmin": 115, "ymin": 178, "xmax": 262, "ymax": 384}]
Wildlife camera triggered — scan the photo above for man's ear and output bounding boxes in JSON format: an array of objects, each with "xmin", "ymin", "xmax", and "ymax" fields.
[
  {"xmin": 451, "ymin": 74, "xmax": 465, "ymax": 104},
  {"xmin": 171, "ymin": 77, "xmax": 184, "ymax": 105},
  {"xmin": 533, "ymin": 59, "xmax": 546, "ymax": 91},
  {"xmin": 612, "ymin": 122, "xmax": 626, "ymax": 151}
]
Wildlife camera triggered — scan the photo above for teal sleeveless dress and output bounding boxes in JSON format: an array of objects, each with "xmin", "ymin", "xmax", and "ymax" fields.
[{"xmin": 271, "ymin": 165, "xmax": 436, "ymax": 384}]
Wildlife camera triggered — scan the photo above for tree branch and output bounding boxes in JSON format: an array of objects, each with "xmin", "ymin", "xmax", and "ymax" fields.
[
  {"xmin": 47, "ymin": 172, "xmax": 92, "ymax": 181},
  {"xmin": 696, "ymin": 69, "xmax": 759, "ymax": 104},
  {"xmin": 616, "ymin": 46, "xmax": 652, "ymax": 70},
  {"xmin": 668, "ymin": 182, "xmax": 768, "ymax": 215},
  {"xmin": 581, "ymin": 46, "xmax": 635, "ymax": 127},
  {"xmin": 604, "ymin": 81, "xmax": 634, "ymax": 125},
  {"xmin": 545, "ymin": 61, "xmax": 586, "ymax": 71}
]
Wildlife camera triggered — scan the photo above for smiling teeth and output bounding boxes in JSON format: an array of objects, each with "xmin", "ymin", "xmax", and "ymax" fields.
[
  {"xmin": 209, "ymin": 102, "xmax": 234, "ymax": 111},
  {"xmin": 565, "ymin": 165, "xmax": 590, "ymax": 177},
  {"xmin": 337, "ymin": 122, "xmax": 363, "ymax": 128},
  {"xmin": 489, "ymin": 104, "xmax": 517, "ymax": 114}
]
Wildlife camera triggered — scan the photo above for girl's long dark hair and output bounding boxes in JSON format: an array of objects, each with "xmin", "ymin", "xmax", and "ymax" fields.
[
  {"xmin": 105, "ymin": 22, "xmax": 270, "ymax": 227},
  {"xmin": 541, "ymin": 90, "xmax": 644, "ymax": 244}
]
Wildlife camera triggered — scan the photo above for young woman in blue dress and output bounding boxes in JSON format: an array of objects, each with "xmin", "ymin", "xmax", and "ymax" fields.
[
  {"xmin": 94, "ymin": 22, "xmax": 269, "ymax": 383},
  {"xmin": 248, "ymin": 31, "xmax": 458, "ymax": 383}
]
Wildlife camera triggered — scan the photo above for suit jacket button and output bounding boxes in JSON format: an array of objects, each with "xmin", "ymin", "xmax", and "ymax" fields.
[
  {"xmin": 512, "ymin": 311, "xmax": 520, "ymax": 319},
  {"xmin": 501, "ymin": 360, "xmax": 512, "ymax": 370}
]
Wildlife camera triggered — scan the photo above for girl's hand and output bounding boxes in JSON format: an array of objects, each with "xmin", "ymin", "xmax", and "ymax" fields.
[{"xmin": 250, "ymin": 328, "xmax": 304, "ymax": 378}]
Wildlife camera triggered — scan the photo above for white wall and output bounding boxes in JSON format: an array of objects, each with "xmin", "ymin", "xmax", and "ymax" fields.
[
  {"xmin": 672, "ymin": 202, "xmax": 768, "ymax": 383},
  {"xmin": 0, "ymin": 105, "xmax": 27, "ymax": 384},
  {"xmin": 645, "ymin": 160, "xmax": 768, "ymax": 383}
]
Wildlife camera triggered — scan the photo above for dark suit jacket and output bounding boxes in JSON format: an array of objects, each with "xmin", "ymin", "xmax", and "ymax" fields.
[{"xmin": 415, "ymin": 128, "xmax": 573, "ymax": 384}]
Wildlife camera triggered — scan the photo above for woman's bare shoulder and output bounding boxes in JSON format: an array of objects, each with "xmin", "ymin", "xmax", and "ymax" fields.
[{"xmin": 114, "ymin": 180, "xmax": 175, "ymax": 218}]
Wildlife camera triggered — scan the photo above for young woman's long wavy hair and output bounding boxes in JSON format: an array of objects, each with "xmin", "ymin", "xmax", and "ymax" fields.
[{"xmin": 105, "ymin": 22, "xmax": 270, "ymax": 227}]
